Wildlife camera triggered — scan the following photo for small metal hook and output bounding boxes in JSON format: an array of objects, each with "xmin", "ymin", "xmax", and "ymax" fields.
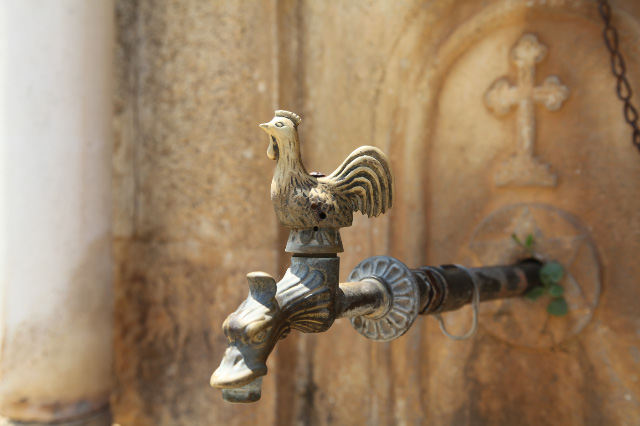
[{"xmin": 434, "ymin": 265, "xmax": 479, "ymax": 340}]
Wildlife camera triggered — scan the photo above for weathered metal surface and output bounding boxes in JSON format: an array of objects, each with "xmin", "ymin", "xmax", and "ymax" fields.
[
  {"xmin": 260, "ymin": 111, "xmax": 394, "ymax": 253},
  {"xmin": 598, "ymin": 0, "xmax": 640, "ymax": 152},
  {"xmin": 285, "ymin": 227, "xmax": 344, "ymax": 253},
  {"xmin": 345, "ymin": 257, "xmax": 540, "ymax": 341},
  {"xmin": 214, "ymin": 114, "xmax": 543, "ymax": 395},
  {"xmin": 214, "ymin": 248, "xmax": 542, "ymax": 401},
  {"xmin": 212, "ymin": 110, "xmax": 398, "ymax": 402},
  {"xmin": 336, "ymin": 279, "xmax": 390, "ymax": 319},
  {"xmin": 346, "ymin": 256, "xmax": 420, "ymax": 341},
  {"xmin": 417, "ymin": 262, "xmax": 540, "ymax": 314},
  {"xmin": 221, "ymin": 378, "xmax": 263, "ymax": 404},
  {"xmin": 211, "ymin": 256, "xmax": 339, "ymax": 402}
]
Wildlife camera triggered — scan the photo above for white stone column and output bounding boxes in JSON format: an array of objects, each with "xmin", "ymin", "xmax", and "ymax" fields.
[{"xmin": 0, "ymin": 1, "xmax": 114, "ymax": 424}]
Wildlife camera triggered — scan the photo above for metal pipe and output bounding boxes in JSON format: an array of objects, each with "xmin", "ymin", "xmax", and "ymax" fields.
[
  {"xmin": 344, "ymin": 256, "xmax": 542, "ymax": 341},
  {"xmin": 415, "ymin": 261, "xmax": 541, "ymax": 315},
  {"xmin": 343, "ymin": 259, "xmax": 542, "ymax": 320},
  {"xmin": 212, "ymin": 256, "xmax": 543, "ymax": 402},
  {"xmin": 337, "ymin": 278, "xmax": 391, "ymax": 319}
]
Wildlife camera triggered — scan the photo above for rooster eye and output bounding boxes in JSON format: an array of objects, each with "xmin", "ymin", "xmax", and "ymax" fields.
[
  {"xmin": 252, "ymin": 330, "xmax": 268, "ymax": 343},
  {"xmin": 275, "ymin": 122, "xmax": 284, "ymax": 128}
]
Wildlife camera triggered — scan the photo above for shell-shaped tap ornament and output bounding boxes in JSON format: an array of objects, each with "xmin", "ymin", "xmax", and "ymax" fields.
[{"xmin": 259, "ymin": 110, "xmax": 394, "ymax": 253}]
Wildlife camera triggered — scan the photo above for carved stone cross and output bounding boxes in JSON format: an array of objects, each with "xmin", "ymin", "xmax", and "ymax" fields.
[{"xmin": 485, "ymin": 33, "xmax": 569, "ymax": 187}]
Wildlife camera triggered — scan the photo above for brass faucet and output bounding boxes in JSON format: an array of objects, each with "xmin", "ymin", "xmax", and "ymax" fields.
[{"xmin": 210, "ymin": 111, "xmax": 541, "ymax": 403}]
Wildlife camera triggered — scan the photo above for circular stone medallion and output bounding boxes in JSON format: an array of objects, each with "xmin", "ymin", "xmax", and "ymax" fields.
[{"xmin": 468, "ymin": 203, "xmax": 600, "ymax": 348}]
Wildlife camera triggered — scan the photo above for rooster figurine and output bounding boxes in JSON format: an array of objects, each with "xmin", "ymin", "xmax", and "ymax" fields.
[{"xmin": 259, "ymin": 110, "xmax": 394, "ymax": 252}]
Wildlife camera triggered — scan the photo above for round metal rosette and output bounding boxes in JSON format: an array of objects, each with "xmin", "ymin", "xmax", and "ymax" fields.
[{"xmin": 347, "ymin": 256, "xmax": 420, "ymax": 341}]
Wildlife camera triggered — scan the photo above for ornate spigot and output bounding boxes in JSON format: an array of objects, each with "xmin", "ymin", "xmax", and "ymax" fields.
[
  {"xmin": 210, "ymin": 256, "xmax": 340, "ymax": 402},
  {"xmin": 210, "ymin": 111, "xmax": 542, "ymax": 403}
]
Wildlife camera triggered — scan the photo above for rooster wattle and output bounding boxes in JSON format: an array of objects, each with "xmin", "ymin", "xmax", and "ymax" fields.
[{"xmin": 259, "ymin": 110, "xmax": 394, "ymax": 232}]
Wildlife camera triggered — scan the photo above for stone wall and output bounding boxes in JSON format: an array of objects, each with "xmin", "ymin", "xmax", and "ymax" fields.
[{"xmin": 113, "ymin": 1, "xmax": 640, "ymax": 425}]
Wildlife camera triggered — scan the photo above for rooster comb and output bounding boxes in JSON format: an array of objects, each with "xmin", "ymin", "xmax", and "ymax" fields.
[{"xmin": 275, "ymin": 110, "xmax": 301, "ymax": 128}]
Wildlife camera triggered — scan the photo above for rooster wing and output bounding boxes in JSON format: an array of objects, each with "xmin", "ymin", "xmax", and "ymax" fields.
[{"xmin": 320, "ymin": 146, "xmax": 394, "ymax": 218}]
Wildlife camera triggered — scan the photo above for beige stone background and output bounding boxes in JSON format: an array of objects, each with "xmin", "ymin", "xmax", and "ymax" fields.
[{"xmin": 113, "ymin": 0, "xmax": 640, "ymax": 425}]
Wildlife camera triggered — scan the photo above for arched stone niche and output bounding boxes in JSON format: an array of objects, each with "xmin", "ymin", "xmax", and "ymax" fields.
[{"xmin": 369, "ymin": 1, "xmax": 640, "ymax": 424}]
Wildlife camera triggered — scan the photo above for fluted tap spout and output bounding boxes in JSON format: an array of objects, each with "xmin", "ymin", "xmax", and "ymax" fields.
[{"xmin": 211, "ymin": 256, "xmax": 340, "ymax": 402}]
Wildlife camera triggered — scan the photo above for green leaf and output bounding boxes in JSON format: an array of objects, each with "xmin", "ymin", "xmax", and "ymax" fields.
[
  {"xmin": 540, "ymin": 273, "xmax": 551, "ymax": 287},
  {"xmin": 548, "ymin": 284, "xmax": 564, "ymax": 297},
  {"xmin": 525, "ymin": 234, "xmax": 535, "ymax": 249},
  {"xmin": 511, "ymin": 233, "xmax": 522, "ymax": 246},
  {"xmin": 525, "ymin": 286, "xmax": 546, "ymax": 301},
  {"xmin": 540, "ymin": 262, "xmax": 564, "ymax": 285},
  {"xmin": 547, "ymin": 297, "xmax": 568, "ymax": 316}
]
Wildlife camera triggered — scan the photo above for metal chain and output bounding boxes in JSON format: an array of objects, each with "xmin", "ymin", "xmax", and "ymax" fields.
[{"xmin": 598, "ymin": 0, "xmax": 640, "ymax": 153}]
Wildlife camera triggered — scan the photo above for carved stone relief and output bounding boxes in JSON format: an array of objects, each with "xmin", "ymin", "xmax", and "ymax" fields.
[
  {"xmin": 468, "ymin": 204, "xmax": 600, "ymax": 348},
  {"xmin": 485, "ymin": 33, "xmax": 570, "ymax": 187},
  {"xmin": 370, "ymin": 3, "xmax": 639, "ymax": 425}
]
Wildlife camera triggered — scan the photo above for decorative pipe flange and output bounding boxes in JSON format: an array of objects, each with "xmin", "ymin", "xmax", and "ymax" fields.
[{"xmin": 347, "ymin": 256, "xmax": 420, "ymax": 341}]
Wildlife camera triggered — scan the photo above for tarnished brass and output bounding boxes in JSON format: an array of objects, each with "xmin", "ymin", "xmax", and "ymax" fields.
[
  {"xmin": 211, "ymin": 257, "xmax": 340, "ymax": 402},
  {"xmin": 260, "ymin": 110, "xmax": 394, "ymax": 253},
  {"xmin": 210, "ymin": 111, "xmax": 541, "ymax": 403}
]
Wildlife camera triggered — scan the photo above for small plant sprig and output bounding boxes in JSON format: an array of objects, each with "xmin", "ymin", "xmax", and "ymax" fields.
[
  {"xmin": 511, "ymin": 233, "xmax": 535, "ymax": 256},
  {"xmin": 512, "ymin": 233, "xmax": 568, "ymax": 316},
  {"xmin": 525, "ymin": 262, "xmax": 567, "ymax": 316}
]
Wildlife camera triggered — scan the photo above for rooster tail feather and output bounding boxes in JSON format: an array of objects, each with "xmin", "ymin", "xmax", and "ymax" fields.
[{"xmin": 324, "ymin": 146, "xmax": 394, "ymax": 217}]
